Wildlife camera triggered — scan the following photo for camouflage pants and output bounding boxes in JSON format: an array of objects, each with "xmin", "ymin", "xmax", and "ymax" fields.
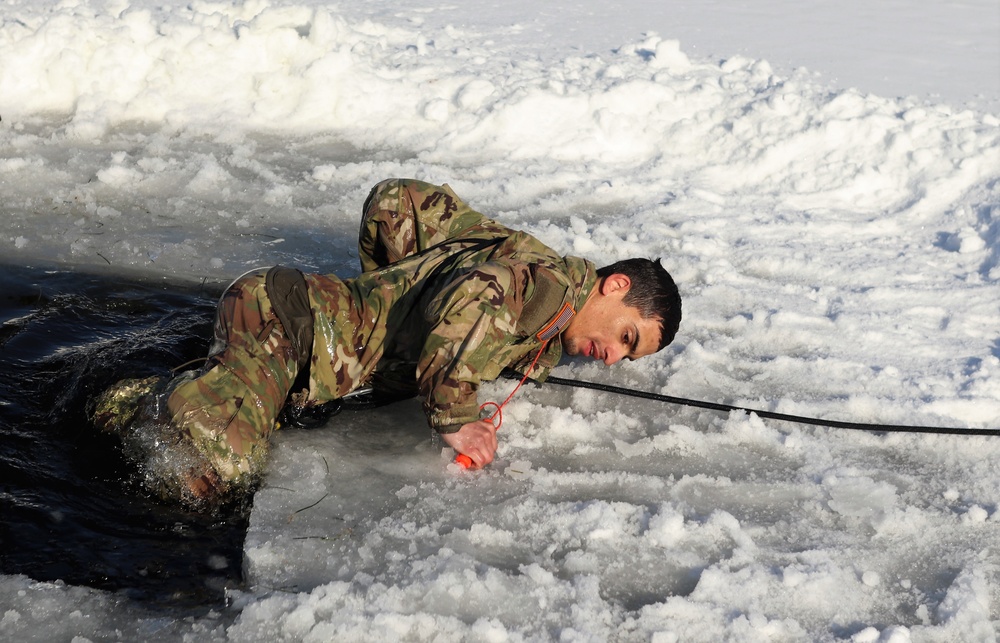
[{"xmin": 167, "ymin": 270, "xmax": 300, "ymax": 484}]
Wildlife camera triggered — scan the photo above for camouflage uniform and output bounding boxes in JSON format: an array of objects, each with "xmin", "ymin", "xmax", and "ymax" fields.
[
  {"xmin": 92, "ymin": 269, "xmax": 303, "ymax": 504},
  {"xmin": 93, "ymin": 179, "xmax": 596, "ymax": 502},
  {"xmin": 308, "ymin": 179, "xmax": 595, "ymax": 432},
  {"xmin": 166, "ymin": 270, "xmax": 300, "ymax": 483}
]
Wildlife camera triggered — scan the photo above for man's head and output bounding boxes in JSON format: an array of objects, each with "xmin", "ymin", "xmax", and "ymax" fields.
[{"xmin": 561, "ymin": 258, "xmax": 681, "ymax": 365}]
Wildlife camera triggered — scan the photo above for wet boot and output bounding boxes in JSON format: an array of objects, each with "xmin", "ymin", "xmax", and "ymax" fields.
[{"xmin": 91, "ymin": 375, "xmax": 167, "ymax": 438}]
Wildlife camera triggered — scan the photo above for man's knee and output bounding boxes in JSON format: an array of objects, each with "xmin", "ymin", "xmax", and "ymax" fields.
[{"xmin": 167, "ymin": 364, "xmax": 273, "ymax": 483}]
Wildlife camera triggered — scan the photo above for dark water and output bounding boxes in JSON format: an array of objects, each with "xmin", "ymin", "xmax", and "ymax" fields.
[{"xmin": 0, "ymin": 263, "xmax": 249, "ymax": 608}]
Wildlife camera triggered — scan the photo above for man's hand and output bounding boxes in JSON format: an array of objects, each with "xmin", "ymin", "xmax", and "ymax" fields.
[{"xmin": 440, "ymin": 419, "xmax": 498, "ymax": 469}]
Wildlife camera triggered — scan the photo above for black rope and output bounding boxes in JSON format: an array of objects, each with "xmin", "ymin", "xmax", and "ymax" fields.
[{"xmin": 541, "ymin": 375, "xmax": 1000, "ymax": 437}]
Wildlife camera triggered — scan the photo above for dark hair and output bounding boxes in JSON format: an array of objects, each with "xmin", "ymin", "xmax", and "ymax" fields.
[{"xmin": 596, "ymin": 258, "xmax": 681, "ymax": 351}]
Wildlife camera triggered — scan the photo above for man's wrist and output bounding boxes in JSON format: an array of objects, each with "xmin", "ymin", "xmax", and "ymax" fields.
[{"xmin": 426, "ymin": 404, "xmax": 480, "ymax": 434}]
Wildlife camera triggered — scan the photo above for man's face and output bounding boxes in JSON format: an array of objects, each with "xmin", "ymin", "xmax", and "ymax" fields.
[{"xmin": 561, "ymin": 274, "xmax": 662, "ymax": 365}]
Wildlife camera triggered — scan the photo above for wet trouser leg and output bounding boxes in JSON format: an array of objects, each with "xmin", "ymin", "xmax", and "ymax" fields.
[{"xmin": 167, "ymin": 271, "xmax": 299, "ymax": 486}]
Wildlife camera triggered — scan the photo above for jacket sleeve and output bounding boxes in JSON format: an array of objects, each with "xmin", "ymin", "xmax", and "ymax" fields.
[{"xmin": 417, "ymin": 262, "xmax": 526, "ymax": 433}]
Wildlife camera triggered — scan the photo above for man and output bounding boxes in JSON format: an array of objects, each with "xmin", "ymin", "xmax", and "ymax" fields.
[{"xmin": 92, "ymin": 179, "xmax": 681, "ymax": 509}]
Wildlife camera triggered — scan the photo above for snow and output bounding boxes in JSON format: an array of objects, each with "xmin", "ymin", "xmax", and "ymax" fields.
[{"xmin": 1, "ymin": 0, "xmax": 999, "ymax": 641}]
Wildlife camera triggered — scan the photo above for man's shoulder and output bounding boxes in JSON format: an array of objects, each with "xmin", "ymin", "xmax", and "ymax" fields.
[{"xmin": 497, "ymin": 253, "xmax": 595, "ymax": 338}]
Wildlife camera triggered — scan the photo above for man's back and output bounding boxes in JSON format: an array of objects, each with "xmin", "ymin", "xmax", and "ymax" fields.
[{"xmin": 306, "ymin": 190, "xmax": 597, "ymax": 431}]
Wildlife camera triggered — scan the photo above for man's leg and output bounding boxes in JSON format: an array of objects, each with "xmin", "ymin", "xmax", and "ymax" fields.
[
  {"xmin": 167, "ymin": 270, "xmax": 300, "ymax": 493},
  {"xmin": 92, "ymin": 270, "xmax": 300, "ymax": 508}
]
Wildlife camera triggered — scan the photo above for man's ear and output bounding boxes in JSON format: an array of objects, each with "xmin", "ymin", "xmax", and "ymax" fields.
[{"xmin": 599, "ymin": 273, "xmax": 632, "ymax": 296}]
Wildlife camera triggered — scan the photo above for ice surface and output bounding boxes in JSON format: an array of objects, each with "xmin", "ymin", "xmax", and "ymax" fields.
[{"xmin": 1, "ymin": 0, "xmax": 998, "ymax": 640}]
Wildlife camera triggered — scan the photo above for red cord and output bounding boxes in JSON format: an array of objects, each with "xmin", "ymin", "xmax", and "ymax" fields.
[{"xmin": 455, "ymin": 339, "xmax": 550, "ymax": 468}]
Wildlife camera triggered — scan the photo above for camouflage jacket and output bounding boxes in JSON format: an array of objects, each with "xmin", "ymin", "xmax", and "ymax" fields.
[{"xmin": 304, "ymin": 180, "xmax": 596, "ymax": 433}]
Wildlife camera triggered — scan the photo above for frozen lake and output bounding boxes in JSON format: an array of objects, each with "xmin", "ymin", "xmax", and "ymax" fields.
[{"xmin": 1, "ymin": 0, "xmax": 998, "ymax": 640}]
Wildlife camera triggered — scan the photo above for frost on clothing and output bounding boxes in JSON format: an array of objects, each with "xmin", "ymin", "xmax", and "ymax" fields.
[{"xmin": 305, "ymin": 179, "xmax": 597, "ymax": 433}]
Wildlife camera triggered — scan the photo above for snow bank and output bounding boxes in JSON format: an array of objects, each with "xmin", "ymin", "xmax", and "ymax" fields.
[{"xmin": 2, "ymin": 1, "xmax": 997, "ymax": 281}]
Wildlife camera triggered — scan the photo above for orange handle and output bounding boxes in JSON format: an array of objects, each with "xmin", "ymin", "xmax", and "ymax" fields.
[{"xmin": 452, "ymin": 402, "xmax": 503, "ymax": 469}]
